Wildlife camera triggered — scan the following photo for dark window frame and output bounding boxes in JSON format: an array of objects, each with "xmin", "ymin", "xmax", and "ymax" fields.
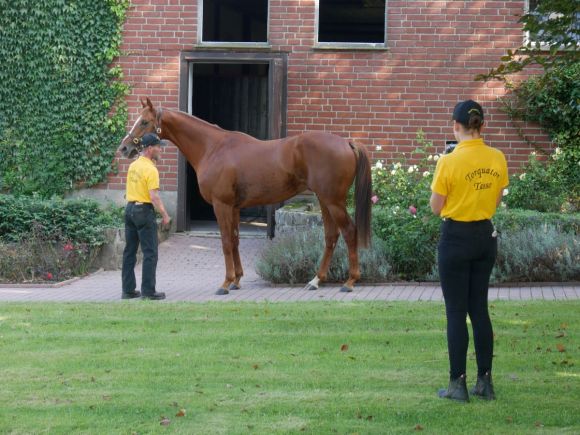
[
  {"xmin": 315, "ymin": 0, "xmax": 388, "ymax": 50},
  {"xmin": 197, "ymin": 0, "xmax": 271, "ymax": 48}
]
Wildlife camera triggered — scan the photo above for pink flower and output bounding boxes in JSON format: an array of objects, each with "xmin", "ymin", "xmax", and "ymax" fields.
[
  {"xmin": 371, "ymin": 195, "xmax": 379, "ymax": 204},
  {"xmin": 63, "ymin": 242, "xmax": 74, "ymax": 252},
  {"xmin": 408, "ymin": 205, "xmax": 417, "ymax": 215},
  {"xmin": 46, "ymin": 272, "xmax": 53, "ymax": 280}
]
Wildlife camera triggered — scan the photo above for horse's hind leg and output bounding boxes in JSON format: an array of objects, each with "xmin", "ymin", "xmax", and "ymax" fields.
[
  {"xmin": 305, "ymin": 203, "xmax": 339, "ymax": 290},
  {"xmin": 213, "ymin": 201, "xmax": 237, "ymax": 295},
  {"xmin": 326, "ymin": 203, "xmax": 360, "ymax": 292},
  {"xmin": 229, "ymin": 208, "xmax": 243, "ymax": 290}
]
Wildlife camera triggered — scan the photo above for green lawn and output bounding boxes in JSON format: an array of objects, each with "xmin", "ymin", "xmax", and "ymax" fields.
[{"xmin": 0, "ymin": 301, "xmax": 578, "ymax": 434}]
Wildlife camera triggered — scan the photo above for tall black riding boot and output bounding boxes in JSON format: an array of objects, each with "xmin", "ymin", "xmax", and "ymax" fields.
[
  {"xmin": 470, "ymin": 371, "xmax": 496, "ymax": 400},
  {"xmin": 438, "ymin": 374, "xmax": 469, "ymax": 402}
]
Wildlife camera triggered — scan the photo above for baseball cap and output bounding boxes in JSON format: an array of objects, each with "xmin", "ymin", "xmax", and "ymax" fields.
[
  {"xmin": 140, "ymin": 133, "xmax": 168, "ymax": 148},
  {"xmin": 452, "ymin": 100, "xmax": 484, "ymax": 126}
]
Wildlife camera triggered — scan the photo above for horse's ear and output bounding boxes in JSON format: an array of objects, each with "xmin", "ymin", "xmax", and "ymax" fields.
[
  {"xmin": 146, "ymin": 97, "xmax": 154, "ymax": 111},
  {"xmin": 140, "ymin": 97, "xmax": 147, "ymax": 108}
]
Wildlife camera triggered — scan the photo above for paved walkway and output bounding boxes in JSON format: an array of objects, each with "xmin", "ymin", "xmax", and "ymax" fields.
[{"xmin": 0, "ymin": 234, "xmax": 578, "ymax": 302}]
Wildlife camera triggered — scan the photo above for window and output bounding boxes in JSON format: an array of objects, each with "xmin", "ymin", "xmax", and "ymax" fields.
[
  {"xmin": 199, "ymin": 0, "xmax": 268, "ymax": 45},
  {"xmin": 525, "ymin": 0, "xmax": 579, "ymax": 48},
  {"xmin": 316, "ymin": 0, "xmax": 386, "ymax": 48}
]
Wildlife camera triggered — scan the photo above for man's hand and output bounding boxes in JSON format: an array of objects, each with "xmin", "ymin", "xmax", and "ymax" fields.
[{"xmin": 161, "ymin": 214, "xmax": 171, "ymax": 229}]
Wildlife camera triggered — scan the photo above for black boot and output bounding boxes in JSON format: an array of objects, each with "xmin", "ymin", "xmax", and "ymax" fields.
[
  {"xmin": 470, "ymin": 371, "xmax": 495, "ymax": 400},
  {"xmin": 438, "ymin": 374, "xmax": 469, "ymax": 402}
]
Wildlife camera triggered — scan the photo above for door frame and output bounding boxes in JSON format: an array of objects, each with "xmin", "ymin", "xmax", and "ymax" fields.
[{"xmin": 176, "ymin": 51, "xmax": 288, "ymax": 235}]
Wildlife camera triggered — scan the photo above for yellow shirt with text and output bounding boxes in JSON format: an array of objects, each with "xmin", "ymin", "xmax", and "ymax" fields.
[
  {"xmin": 125, "ymin": 156, "xmax": 160, "ymax": 203},
  {"xmin": 431, "ymin": 139, "xmax": 509, "ymax": 221}
]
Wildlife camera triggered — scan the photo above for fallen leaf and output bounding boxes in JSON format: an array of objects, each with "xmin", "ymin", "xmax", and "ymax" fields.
[
  {"xmin": 160, "ymin": 417, "xmax": 170, "ymax": 426},
  {"xmin": 365, "ymin": 415, "xmax": 373, "ymax": 421},
  {"xmin": 176, "ymin": 409, "xmax": 186, "ymax": 417},
  {"xmin": 505, "ymin": 416, "xmax": 513, "ymax": 424},
  {"xmin": 252, "ymin": 364, "xmax": 259, "ymax": 370},
  {"xmin": 534, "ymin": 421, "xmax": 544, "ymax": 428},
  {"xmin": 555, "ymin": 331, "xmax": 566, "ymax": 338},
  {"xmin": 556, "ymin": 343, "xmax": 566, "ymax": 352},
  {"xmin": 414, "ymin": 424, "xmax": 424, "ymax": 431},
  {"xmin": 560, "ymin": 322, "xmax": 568, "ymax": 330},
  {"xmin": 102, "ymin": 395, "xmax": 111, "ymax": 401},
  {"xmin": 341, "ymin": 344, "xmax": 349, "ymax": 352}
]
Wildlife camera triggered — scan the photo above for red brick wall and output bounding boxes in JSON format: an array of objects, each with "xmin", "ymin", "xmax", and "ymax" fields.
[{"xmin": 109, "ymin": 0, "xmax": 549, "ymax": 193}]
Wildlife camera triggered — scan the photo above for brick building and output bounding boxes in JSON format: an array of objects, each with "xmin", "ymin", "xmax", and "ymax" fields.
[{"xmin": 96, "ymin": 0, "xmax": 549, "ymax": 232}]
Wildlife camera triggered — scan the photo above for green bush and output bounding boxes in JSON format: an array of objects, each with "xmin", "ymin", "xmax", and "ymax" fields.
[
  {"xmin": 0, "ymin": 194, "xmax": 122, "ymax": 246},
  {"xmin": 0, "ymin": 194, "xmax": 122, "ymax": 283},
  {"xmin": 491, "ymin": 225, "xmax": 580, "ymax": 283},
  {"xmin": 505, "ymin": 147, "xmax": 579, "ymax": 212},
  {"xmin": 255, "ymin": 228, "xmax": 393, "ymax": 284},
  {"xmin": 0, "ymin": 224, "xmax": 99, "ymax": 283},
  {"xmin": 0, "ymin": 1, "xmax": 130, "ymax": 197},
  {"xmin": 493, "ymin": 208, "xmax": 580, "ymax": 234},
  {"xmin": 372, "ymin": 206, "xmax": 440, "ymax": 280}
]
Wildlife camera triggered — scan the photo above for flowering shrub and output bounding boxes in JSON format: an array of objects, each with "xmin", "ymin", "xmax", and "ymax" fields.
[
  {"xmin": 370, "ymin": 131, "xmax": 442, "ymax": 278},
  {"xmin": 0, "ymin": 223, "xmax": 98, "ymax": 283},
  {"xmin": 505, "ymin": 147, "xmax": 578, "ymax": 212},
  {"xmin": 371, "ymin": 130, "xmax": 436, "ymax": 212},
  {"xmin": 0, "ymin": 194, "xmax": 122, "ymax": 283}
]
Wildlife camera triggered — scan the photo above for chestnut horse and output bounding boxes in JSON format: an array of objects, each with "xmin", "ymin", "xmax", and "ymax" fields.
[{"xmin": 117, "ymin": 97, "xmax": 372, "ymax": 295}]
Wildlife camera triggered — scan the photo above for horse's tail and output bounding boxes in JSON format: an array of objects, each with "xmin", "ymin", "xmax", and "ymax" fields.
[{"xmin": 351, "ymin": 141, "xmax": 372, "ymax": 249}]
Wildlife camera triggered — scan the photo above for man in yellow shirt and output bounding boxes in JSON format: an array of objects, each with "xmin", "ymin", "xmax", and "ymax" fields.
[
  {"xmin": 430, "ymin": 100, "xmax": 508, "ymax": 402},
  {"xmin": 122, "ymin": 133, "xmax": 171, "ymax": 301}
]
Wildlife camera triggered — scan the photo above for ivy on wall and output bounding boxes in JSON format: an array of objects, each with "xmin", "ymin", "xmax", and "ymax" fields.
[{"xmin": 0, "ymin": 0, "xmax": 130, "ymax": 197}]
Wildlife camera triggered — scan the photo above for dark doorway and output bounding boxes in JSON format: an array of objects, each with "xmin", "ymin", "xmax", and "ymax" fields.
[{"xmin": 187, "ymin": 62, "xmax": 270, "ymax": 229}]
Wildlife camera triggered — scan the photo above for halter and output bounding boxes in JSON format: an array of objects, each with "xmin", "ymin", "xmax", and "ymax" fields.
[{"xmin": 127, "ymin": 108, "xmax": 164, "ymax": 152}]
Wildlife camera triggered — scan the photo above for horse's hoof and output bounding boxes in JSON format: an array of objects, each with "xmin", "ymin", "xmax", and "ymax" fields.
[
  {"xmin": 216, "ymin": 288, "xmax": 230, "ymax": 295},
  {"xmin": 229, "ymin": 283, "xmax": 241, "ymax": 290},
  {"xmin": 304, "ymin": 284, "xmax": 318, "ymax": 291},
  {"xmin": 340, "ymin": 286, "xmax": 353, "ymax": 293}
]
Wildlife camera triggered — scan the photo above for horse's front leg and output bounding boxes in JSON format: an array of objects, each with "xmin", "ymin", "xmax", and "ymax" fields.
[
  {"xmin": 229, "ymin": 208, "xmax": 243, "ymax": 290},
  {"xmin": 213, "ymin": 201, "xmax": 236, "ymax": 295}
]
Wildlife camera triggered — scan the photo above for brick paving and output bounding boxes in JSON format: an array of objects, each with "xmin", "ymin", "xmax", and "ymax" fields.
[{"xmin": 0, "ymin": 234, "xmax": 578, "ymax": 303}]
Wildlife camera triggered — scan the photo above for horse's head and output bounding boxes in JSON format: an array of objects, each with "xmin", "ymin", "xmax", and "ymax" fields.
[{"xmin": 117, "ymin": 97, "xmax": 161, "ymax": 159}]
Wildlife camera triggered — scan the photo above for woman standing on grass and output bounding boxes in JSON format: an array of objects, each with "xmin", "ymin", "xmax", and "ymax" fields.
[{"xmin": 430, "ymin": 100, "xmax": 509, "ymax": 402}]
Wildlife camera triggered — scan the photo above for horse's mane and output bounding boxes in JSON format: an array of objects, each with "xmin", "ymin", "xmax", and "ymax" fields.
[
  {"xmin": 169, "ymin": 108, "xmax": 258, "ymax": 141},
  {"xmin": 169, "ymin": 109, "xmax": 227, "ymax": 133}
]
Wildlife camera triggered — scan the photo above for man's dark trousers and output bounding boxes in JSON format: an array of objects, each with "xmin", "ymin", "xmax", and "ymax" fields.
[{"xmin": 122, "ymin": 202, "xmax": 158, "ymax": 295}]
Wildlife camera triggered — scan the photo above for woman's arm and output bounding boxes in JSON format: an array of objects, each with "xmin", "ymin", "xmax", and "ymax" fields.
[{"xmin": 430, "ymin": 192, "xmax": 447, "ymax": 216}]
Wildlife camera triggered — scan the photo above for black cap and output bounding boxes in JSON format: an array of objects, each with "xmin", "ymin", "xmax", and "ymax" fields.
[
  {"xmin": 452, "ymin": 100, "xmax": 484, "ymax": 126},
  {"xmin": 140, "ymin": 133, "xmax": 167, "ymax": 148}
]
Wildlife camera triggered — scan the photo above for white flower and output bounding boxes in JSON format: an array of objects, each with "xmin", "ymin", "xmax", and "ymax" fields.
[
  {"xmin": 390, "ymin": 169, "xmax": 397, "ymax": 175},
  {"xmin": 423, "ymin": 171, "xmax": 430, "ymax": 177},
  {"xmin": 434, "ymin": 155, "xmax": 440, "ymax": 161},
  {"xmin": 555, "ymin": 147, "xmax": 562, "ymax": 154},
  {"xmin": 394, "ymin": 162, "xmax": 402, "ymax": 169},
  {"xmin": 501, "ymin": 202, "xmax": 507, "ymax": 208},
  {"xmin": 407, "ymin": 166, "xmax": 415, "ymax": 173},
  {"xmin": 375, "ymin": 145, "xmax": 383, "ymax": 151},
  {"xmin": 530, "ymin": 151, "xmax": 537, "ymax": 157},
  {"xmin": 519, "ymin": 173, "xmax": 526, "ymax": 181},
  {"xmin": 375, "ymin": 161, "xmax": 383, "ymax": 169},
  {"xmin": 395, "ymin": 206, "xmax": 400, "ymax": 211},
  {"xmin": 427, "ymin": 155, "xmax": 433, "ymax": 161},
  {"xmin": 503, "ymin": 188, "xmax": 509, "ymax": 196}
]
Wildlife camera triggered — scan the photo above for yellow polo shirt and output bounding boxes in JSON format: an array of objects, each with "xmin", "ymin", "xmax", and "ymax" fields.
[
  {"xmin": 126, "ymin": 156, "xmax": 160, "ymax": 203},
  {"xmin": 431, "ymin": 138, "xmax": 508, "ymax": 221}
]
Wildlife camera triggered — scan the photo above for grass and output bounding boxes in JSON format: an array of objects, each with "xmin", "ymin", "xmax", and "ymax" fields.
[{"xmin": 0, "ymin": 301, "xmax": 578, "ymax": 434}]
